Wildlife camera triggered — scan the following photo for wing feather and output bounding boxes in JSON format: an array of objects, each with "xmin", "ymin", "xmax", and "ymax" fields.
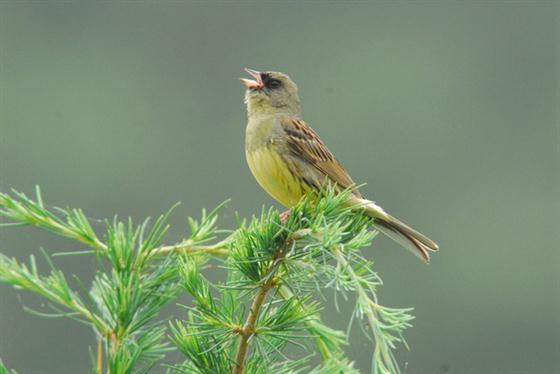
[{"xmin": 280, "ymin": 117, "xmax": 362, "ymax": 198}]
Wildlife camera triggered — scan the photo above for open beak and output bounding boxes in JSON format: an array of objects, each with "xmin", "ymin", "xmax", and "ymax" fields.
[{"xmin": 240, "ymin": 68, "xmax": 264, "ymax": 90}]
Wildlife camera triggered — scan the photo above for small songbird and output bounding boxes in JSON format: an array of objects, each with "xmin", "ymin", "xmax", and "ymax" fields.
[{"xmin": 241, "ymin": 69, "xmax": 439, "ymax": 262}]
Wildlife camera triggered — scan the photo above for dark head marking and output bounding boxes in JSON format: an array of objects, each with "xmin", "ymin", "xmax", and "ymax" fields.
[{"xmin": 261, "ymin": 73, "xmax": 282, "ymax": 90}]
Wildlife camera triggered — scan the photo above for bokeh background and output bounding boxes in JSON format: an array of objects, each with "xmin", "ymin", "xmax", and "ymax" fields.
[{"xmin": 1, "ymin": 1, "xmax": 558, "ymax": 373}]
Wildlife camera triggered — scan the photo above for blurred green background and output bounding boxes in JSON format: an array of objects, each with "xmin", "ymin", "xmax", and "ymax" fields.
[{"xmin": 1, "ymin": 1, "xmax": 558, "ymax": 373}]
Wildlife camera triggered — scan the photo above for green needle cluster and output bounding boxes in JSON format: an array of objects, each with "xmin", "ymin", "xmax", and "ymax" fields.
[{"xmin": 0, "ymin": 186, "xmax": 414, "ymax": 373}]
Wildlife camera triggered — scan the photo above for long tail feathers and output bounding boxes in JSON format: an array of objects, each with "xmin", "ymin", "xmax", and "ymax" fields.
[{"xmin": 360, "ymin": 199, "xmax": 439, "ymax": 263}]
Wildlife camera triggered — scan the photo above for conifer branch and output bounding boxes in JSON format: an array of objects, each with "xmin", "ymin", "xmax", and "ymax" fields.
[
  {"xmin": 0, "ymin": 359, "xmax": 17, "ymax": 374},
  {"xmin": 233, "ymin": 239, "xmax": 291, "ymax": 374},
  {"xmin": 154, "ymin": 238, "xmax": 231, "ymax": 257},
  {"xmin": 96, "ymin": 338, "xmax": 103, "ymax": 374},
  {"xmin": 1, "ymin": 186, "xmax": 416, "ymax": 373}
]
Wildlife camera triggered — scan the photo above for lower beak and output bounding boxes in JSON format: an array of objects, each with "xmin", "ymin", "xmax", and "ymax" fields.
[{"xmin": 240, "ymin": 68, "xmax": 264, "ymax": 89}]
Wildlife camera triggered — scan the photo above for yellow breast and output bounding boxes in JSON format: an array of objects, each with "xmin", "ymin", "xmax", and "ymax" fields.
[{"xmin": 246, "ymin": 145, "xmax": 308, "ymax": 207}]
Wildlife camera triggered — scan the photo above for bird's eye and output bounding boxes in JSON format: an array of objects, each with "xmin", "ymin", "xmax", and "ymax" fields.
[{"xmin": 266, "ymin": 79, "xmax": 282, "ymax": 89}]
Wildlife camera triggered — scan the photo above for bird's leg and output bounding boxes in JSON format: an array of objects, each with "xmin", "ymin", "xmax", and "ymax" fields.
[{"xmin": 279, "ymin": 209, "xmax": 291, "ymax": 224}]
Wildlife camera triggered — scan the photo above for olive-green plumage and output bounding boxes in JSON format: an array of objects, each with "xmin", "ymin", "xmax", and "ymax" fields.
[{"xmin": 241, "ymin": 69, "xmax": 439, "ymax": 262}]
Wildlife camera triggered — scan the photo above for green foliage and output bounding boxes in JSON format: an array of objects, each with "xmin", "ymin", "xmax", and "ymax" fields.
[
  {"xmin": 0, "ymin": 186, "xmax": 414, "ymax": 373},
  {"xmin": 0, "ymin": 359, "xmax": 17, "ymax": 374}
]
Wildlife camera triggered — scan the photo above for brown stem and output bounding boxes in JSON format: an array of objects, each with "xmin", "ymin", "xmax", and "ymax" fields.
[
  {"xmin": 96, "ymin": 338, "xmax": 103, "ymax": 374},
  {"xmin": 233, "ymin": 244, "xmax": 290, "ymax": 374},
  {"xmin": 154, "ymin": 238, "xmax": 231, "ymax": 257},
  {"xmin": 232, "ymin": 282, "xmax": 272, "ymax": 374}
]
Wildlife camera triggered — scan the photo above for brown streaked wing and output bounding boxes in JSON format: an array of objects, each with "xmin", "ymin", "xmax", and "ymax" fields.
[{"xmin": 280, "ymin": 117, "xmax": 362, "ymax": 198}]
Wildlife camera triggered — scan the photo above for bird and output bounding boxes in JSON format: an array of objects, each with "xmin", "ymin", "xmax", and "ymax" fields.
[{"xmin": 240, "ymin": 68, "xmax": 439, "ymax": 263}]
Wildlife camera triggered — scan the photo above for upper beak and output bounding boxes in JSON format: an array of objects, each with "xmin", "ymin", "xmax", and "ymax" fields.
[{"xmin": 240, "ymin": 68, "xmax": 264, "ymax": 90}]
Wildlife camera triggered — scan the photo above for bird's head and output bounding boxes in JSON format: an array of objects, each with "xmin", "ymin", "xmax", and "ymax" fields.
[{"xmin": 241, "ymin": 69, "xmax": 301, "ymax": 116}]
